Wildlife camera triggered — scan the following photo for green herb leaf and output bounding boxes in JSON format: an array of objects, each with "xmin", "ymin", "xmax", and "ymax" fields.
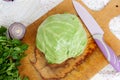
[
  {"xmin": 0, "ymin": 26, "xmax": 29, "ymax": 80},
  {"xmin": 0, "ymin": 26, "xmax": 7, "ymax": 35}
]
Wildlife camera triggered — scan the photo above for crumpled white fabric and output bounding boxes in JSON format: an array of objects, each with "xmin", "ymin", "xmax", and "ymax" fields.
[
  {"xmin": 109, "ymin": 15, "xmax": 120, "ymax": 40},
  {"xmin": 91, "ymin": 56, "xmax": 120, "ymax": 80},
  {"xmin": 91, "ymin": 65, "xmax": 120, "ymax": 80},
  {"xmin": 0, "ymin": 0, "xmax": 63, "ymax": 27},
  {"xmin": 82, "ymin": 0, "xmax": 111, "ymax": 11}
]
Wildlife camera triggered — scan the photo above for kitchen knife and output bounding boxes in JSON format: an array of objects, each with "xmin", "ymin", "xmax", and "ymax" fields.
[{"xmin": 72, "ymin": 0, "xmax": 120, "ymax": 71}]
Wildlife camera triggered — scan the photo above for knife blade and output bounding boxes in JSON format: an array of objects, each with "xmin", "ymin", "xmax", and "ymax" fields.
[{"xmin": 72, "ymin": 0, "xmax": 120, "ymax": 71}]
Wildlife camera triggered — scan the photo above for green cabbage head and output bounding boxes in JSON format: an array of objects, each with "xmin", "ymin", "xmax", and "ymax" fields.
[{"xmin": 36, "ymin": 13, "xmax": 87, "ymax": 64}]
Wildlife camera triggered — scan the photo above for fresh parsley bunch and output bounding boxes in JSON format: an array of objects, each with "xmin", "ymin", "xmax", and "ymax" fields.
[{"xmin": 0, "ymin": 26, "xmax": 28, "ymax": 80}]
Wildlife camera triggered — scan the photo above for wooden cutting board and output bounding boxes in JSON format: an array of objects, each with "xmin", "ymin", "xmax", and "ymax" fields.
[{"xmin": 21, "ymin": 0, "xmax": 120, "ymax": 80}]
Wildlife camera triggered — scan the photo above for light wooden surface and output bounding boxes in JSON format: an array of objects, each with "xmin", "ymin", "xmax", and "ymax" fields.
[{"xmin": 21, "ymin": 0, "xmax": 120, "ymax": 80}]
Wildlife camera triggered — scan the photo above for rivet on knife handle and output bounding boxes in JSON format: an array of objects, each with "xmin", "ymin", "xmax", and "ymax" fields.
[{"xmin": 94, "ymin": 34, "xmax": 120, "ymax": 71}]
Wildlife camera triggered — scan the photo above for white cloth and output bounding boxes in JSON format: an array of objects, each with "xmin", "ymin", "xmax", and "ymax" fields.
[
  {"xmin": 82, "ymin": 0, "xmax": 110, "ymax": 11},
  {"xmin": 109, "ymin": 15, "xmax": 120, "ymax": 40},
  {"xmin": 0, "ymin": 0, "xmax": 63, "ymax": 27},
  {"xmin": 91, "ymin": 57, "xmax": 120, "ymax": 80}
]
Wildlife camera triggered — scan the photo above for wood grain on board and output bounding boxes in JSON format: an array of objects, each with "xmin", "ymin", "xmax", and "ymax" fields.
[{"xmin": 19, "ymin": 0, "xmax": 120, "ymax": 80}]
